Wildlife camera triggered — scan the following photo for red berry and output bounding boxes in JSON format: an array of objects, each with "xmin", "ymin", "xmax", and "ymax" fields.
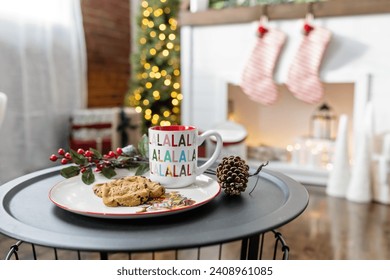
[
  {"xmin": 94, "ymin": 167, "xmax": 102, "ymax": 172},
  {"xmin": 61, "ymin": 158, "xmax": 68, "ymax": 164},
  {"xmin": 77, "ymin": 148, "xmax": 85, "ymax": 154},
  {"xmin": 80, "ymin": 167, "xmax": 86, "ymax": 173},
  {"xmin": 116, "ymin": 148, "xmax": 123, "ymax": 155},
  {"xmin": 50, "ymin": 154, "xmax": 58, "ymax": 161},
  {"xmin": 65, "ymin": 152, "xmax": 72, "ymax": 159},
  {"xmin": 58, "ymin": 148, "xmax": 65, "ymax": 156},
  {"xmin": 84, "ymin": 150, "xmax": 93, "ymax": 157},
  {"xmin": 108, "ymin": 151, "xmax": 116, "ymax": 158}
]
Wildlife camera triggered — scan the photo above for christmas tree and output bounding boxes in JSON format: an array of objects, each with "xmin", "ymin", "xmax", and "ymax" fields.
[{"xmin": 126, "ymin": 0, "xmax": 181, "ymax": 132}]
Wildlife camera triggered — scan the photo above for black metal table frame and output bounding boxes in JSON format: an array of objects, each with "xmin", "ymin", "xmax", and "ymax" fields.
[{"xmin": 6, "ymin": 229, "xmax": 289, "ymax": 260}]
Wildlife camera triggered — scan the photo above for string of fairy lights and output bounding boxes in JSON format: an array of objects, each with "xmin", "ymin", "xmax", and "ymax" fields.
[{"xmin": 127, "ymin": 0, "xmax": 181, "ymax": 129}]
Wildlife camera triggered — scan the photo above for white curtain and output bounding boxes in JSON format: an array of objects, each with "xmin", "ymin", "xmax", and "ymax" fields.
[{"xmin": 0, "ymin": 0, "xmax": 87, "ymax": 183}]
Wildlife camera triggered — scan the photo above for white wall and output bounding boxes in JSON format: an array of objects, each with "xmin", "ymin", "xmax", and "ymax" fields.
[{"xmin": 181, "ymin": 13, "xmax": 390, "ymax": 138}]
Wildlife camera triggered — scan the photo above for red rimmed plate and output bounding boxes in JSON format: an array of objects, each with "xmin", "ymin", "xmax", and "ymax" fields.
[{"xmin": 49, "ymin": 171, "xmax": 221, "ymax": 219}]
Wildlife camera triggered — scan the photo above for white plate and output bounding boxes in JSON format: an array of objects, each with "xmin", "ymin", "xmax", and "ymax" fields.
[{"xmin": 49, "ymin": 171, "xmax": 221, "ymax": 219}]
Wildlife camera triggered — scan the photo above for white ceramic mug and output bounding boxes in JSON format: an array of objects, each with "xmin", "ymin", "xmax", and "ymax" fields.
[{"xmin": 148, "ymin": 125, "xmax": 222, "ymax": 188}]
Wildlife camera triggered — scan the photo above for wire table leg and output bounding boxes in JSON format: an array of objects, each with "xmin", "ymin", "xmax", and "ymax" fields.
[
  {"xmin": 5, "ymin": 240, "xmax": 23, "ymax": 260},
  {"xmin": 240, "ymin": 231, "xmax": 289, "ymax": 260},
  {"xmin": 240, "ymin": 234, "xmax": 262, "ymax": 260},
  {"xmin": 100, "ymin": 252, "xmax": 108, "ymax": 260},
  {"xmin": 272, "ymin": 230, "xmax": 289, "ymax": 260}
]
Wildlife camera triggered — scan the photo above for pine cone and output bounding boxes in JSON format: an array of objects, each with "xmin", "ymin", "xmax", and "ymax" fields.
[{"xmin": 216, "ymin": 156, "xmax": 250, "ymax": 195}]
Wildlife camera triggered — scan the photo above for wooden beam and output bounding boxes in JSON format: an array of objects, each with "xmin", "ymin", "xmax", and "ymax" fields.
[{"xmin": 179, "ymin": 0, "xmax": 390, "ymax": 26}]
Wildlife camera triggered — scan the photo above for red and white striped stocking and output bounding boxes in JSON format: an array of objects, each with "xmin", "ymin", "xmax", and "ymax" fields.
[
  {"xmin": 286, "ymin": 20, "xmax": 332, "ymax": 104},
  {"xmin": 240, "ymin": 21, "xmax": 286, "ymax": 105}
]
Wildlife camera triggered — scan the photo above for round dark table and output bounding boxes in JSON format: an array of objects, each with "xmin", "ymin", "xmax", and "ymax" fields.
[{"xmin": 0, "ymin": 163, "xmax": 308, "ymax": 258}]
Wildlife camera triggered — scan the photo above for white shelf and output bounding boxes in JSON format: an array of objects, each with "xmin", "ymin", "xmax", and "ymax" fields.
[{"xmin": 248, "ymin": 159, "xmax": 329, "ymax": 186}]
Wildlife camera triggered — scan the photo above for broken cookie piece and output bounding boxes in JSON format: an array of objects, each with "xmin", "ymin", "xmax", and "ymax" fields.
[{"xmin": 93, "ymin": 176, "xmax": 165, "ymax": 207}]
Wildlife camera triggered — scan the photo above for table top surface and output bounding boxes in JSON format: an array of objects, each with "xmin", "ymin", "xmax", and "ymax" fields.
[{"xmin": 0, "ymin": 163, "xmax": 309, "ymax": 252}]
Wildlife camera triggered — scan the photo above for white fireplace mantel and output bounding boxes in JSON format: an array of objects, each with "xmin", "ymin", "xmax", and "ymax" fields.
[{"xmin": 180, "ymin": 11, "xmax": 390, "ymax": 185}]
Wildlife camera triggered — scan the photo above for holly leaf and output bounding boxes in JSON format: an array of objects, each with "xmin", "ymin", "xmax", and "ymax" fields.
[
  {"xmin": 81, "ymin": 168, "xmax": 95, "ymax": 185},
  {"xmin": 60, "ymin": 166, "xmax": 80, "ymax": 178},
  {"xmin": 138, "ymin": 134, "xmax": 149, "ymax": 158},
  {"xmin": 101, "ymin": 166, "xmax": 116, "ymax": 179},
  {"xmin": 121, "ymin": 144, "xmax": 138, "ymax": 157},
  {"xmin": 113, "ymin": 156, "xmax": 136, "ymax": 168},
  {"xmin": 135, "ymin": 163, "xmax": 149, "ymax": 175},
  {"xmin": 89, "ymin": 148, "xmax": 102, "ymax": 159},
  {"xmin": 70, "ymin": 149, "xmax": 87, "ymax": 166}
]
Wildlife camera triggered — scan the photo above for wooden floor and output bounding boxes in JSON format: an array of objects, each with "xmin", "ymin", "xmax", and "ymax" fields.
[
  {"xmin": 281, "ymin": 185, "xmax": 390, "ymax": 260},
  {"xmin": 1, "ymin": 185, "xmax": 390, "ymax": 260}
]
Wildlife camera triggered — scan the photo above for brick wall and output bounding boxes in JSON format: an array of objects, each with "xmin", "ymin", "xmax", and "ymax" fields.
[{"xmin": 81, "ymin": 0, "xmax": 131, "ymax": 108}]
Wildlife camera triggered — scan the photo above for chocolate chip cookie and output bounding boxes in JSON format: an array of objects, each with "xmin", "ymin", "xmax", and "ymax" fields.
[{"xmin": 93, "ymin": 176, "xmax": 165, "ymax": 207}]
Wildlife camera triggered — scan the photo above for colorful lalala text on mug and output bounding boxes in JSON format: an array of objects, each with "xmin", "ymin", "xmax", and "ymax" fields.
[{"xmin": 148, "ymin": 125, "xmax": 222, "ymax": 188}]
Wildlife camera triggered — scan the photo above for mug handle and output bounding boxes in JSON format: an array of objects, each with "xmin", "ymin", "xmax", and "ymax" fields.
[{"xmin": 196, "ymin": 130, "xmax": 223, "ymax": 175}]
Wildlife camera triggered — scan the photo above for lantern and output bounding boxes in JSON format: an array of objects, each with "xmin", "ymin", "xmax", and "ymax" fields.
[{"xmin": 310, "ymin": 103, "xmax": 336, "ymax": 139}]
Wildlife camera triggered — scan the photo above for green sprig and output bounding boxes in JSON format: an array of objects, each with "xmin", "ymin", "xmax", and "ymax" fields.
[{"xmin": 51, "ymin": 135, "xmax": 150, "ymax": 185}]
